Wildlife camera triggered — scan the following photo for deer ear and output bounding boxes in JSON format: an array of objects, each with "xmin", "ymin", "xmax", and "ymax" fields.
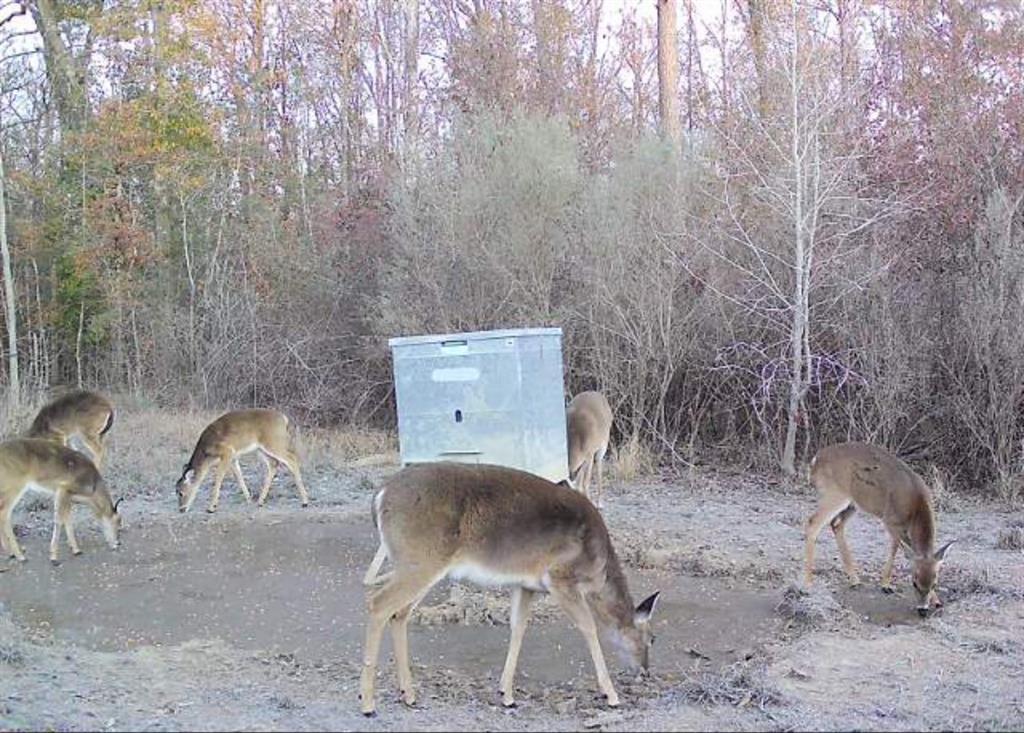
[
  {"xmin": 934, "ymin": 540, "xmax": 955, "ymax": 562},
  {"xmin": 634, "ymin": 591, "xmax": 661, "ymax": 624}
]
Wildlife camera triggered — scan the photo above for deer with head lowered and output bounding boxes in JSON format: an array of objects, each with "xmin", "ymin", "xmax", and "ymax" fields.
[
  {"xmin": 0, "ymin": 438, "xmax": 122, "ymax": 564},
  {"xmin": 804, "ymin": 442, "xmax": 954, "ymax": 617},
  {"xmin": 566, "ymin": 391, "xmax": 613, "ymax": 508},
  {"xmin": 175, "ymin": 409, "xmax": 310, "ymax": 513},
  {"xmin": 27, "ymin": 390, "xmax": 115, "ymax": 469},
  {"xmin": 360, "ymin": 462, "xmax": 660, "ymax": 716}
]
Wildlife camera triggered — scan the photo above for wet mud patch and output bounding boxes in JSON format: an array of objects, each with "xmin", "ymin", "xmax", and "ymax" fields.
[{"xmin": 0, "ymin": 512, "xmax": 783, "ymax": 706}]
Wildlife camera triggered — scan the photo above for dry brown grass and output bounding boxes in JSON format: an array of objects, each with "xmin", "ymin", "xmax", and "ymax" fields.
[
  {"xmin": 996, "ymin": 522, "xmax": 1024, "ymax": 551},
  {"xmin": 0, "ymin": 390, "xmax": 54, "ymax": 442},
  {"xmin": 299, "ymin": 426, "xmax": 398, "ymax": 470},
  {"xmin": 610, "ymin": 434, "xmax": 657, "ymax": 481},
  {"xmin": 95, "ymin": 400, "xmax": 397, "ymax": 499}
]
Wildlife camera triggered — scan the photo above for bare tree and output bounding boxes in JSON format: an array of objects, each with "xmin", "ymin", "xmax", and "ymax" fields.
[
  {"xmin": 656, "ymin": 0, "xmax": 680, "ymax": 145},
  {"xmin": 403, "ymin": 0, "xmax": 419, "ymax": 159},
  {"xmin": 0, "ymin": 2, "xmax": 26, "ymax": 408},
  {"xmin": 0, "ymin": 143, "xmax": 16, "ymax": 408}
]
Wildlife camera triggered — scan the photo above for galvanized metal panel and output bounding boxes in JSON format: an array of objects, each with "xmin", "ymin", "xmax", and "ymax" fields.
[{"xmin": 389, "ymin": 328, "xmax": 568, "ymax": 482}]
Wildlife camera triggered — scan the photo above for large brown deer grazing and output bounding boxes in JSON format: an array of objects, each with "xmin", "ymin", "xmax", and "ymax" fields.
[
  {"xmin": 804, "ymin": 442, "xmax": 954, "ymax": 616},
  {"xmin": 359, "ymin": 462, "xmax": 660, "ymax": 716},
  {"xmin": 27, "ymin": 390, "xmax": 115, "ymax": 469},
  {"xmin": 175, "ymin": 409, "xmax": 309, "ymax": 513},
  {"xmin": 0, "ymin": 438, "xmax": 122, "ymax": 564},
  {"xmin": 566, "ymin": 391, "xmax": 613, "ymax": 508}
]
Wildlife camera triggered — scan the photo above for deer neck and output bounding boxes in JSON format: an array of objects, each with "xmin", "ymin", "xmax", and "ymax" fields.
[
  {"xmin": 906, "ymin": 501, "xmax": 936, "ymax": 556},
  {"xmin": 591, "ymin": 549, "xmax": 636, "ymax": 632}
]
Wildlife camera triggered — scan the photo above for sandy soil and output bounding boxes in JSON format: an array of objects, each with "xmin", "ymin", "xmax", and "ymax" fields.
[{"xmin": 2, "ymin": 415, "xmax": 1024, "ymax": 731}]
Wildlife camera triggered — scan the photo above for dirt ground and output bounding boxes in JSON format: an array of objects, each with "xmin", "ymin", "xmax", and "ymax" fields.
[{"xmin": 2, "ymin": 411, "xmax": 1024, "ymax": 731}]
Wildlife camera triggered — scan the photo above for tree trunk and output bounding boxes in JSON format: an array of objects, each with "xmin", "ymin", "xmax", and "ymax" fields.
[
  {"xmin": 781, "ymin": 1, "xmax": 807, "ymax": 476},
  {"xmin": 31, "ymin": 0, "xmax": 89, "ymax": 134},
  {"xmin": 745, "ymin": 0, "xmax": 769, "ymax": 118},
  {"xmin": 657, "ymin": 0, "xmax": 680, "ymax": 146},
  {"xmin": 403, "ymin": 0, "xmax": 419, "ymax": 160},
  {"xmin": 0, "ymin": 148, "xmax": 18, "ymax": 408}
]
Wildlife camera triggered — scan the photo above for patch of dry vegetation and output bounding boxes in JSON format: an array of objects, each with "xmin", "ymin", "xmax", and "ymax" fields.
[
  {"xmin": 774, "ymin": 584, "xmax": 847, "ymax": 628},
  {"xmin": 996, "ymin": 521, "xmax": 1024, "ymax": 551},
  {"xmin": 610, "ymin": 435, "xmax": 658, "ymax": 482},
  {"xmin": 299, "ymin": 426, "xmax": 397, "ymax": 469},
  {"xmin": 674, "ymin": 658, "xmax": 782, "ymax": 711}
]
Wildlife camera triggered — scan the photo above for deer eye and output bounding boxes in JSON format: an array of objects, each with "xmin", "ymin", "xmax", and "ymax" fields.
[{"xmin": 650, "ymin": 635, "xmax": 656, "ymax": 646}]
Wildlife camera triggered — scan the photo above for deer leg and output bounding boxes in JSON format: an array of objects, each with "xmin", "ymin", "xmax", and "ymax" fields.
[
  {"xmin": 206, "ymin": 459, "xmax": 232, "ymax": 513},
  {"xmin": 2, "ymin": 499, "xmax": 25, "ymax": 561},
  {"xmin": 550, "ymin": 584, "xmax": 620, "ymax": 707},
  {"xmin": 64, "ymin": 509, "xmax": 81, "ymax": 556},
  {"xmin": 830, "ymin": 504, "xmax": 860, "ymax": 586},
  {"xmin": 361, "ymin": 572, "xmax": 439, "ymax": 716},
  {"xmin": 363, "ymin": 543, "xmax": 389, "ymax": 586},
  {"xmin": 499, "ymin": 587, "xmax": 536, "ymax": 707},
  {"xmin": 804, "ymin": 493, "xmax": 851, "ymax": 587},
  {"xmin": 578, "ymin": 459, "xmax": 594, "ymax": 503},
  {"xmin": 881, "ymin": 529, "xmax": 901, "ymax": 592},
  {"xmin": 265, "ymin": 449, "xmax": 309, "ymax": 507},
  {"xmin": 231, "ymin": 459, "xmax": 252, "ymax": 503},
  {"xmin": 256, "ymin": 452, "xmax": 278, "ymax": 506},
  {"xmin": 50, "ymin": 489, "xmax": 71, "ymax": 564},
  {"xmin": 391, "ymin": 586, "xmax": 432, "ymax": 708},
  {"xmin": 595, "ymin": 446, "xmax": 607, "ymax": 509}
]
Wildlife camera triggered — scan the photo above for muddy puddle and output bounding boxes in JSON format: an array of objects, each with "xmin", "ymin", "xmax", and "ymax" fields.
[{"xmin": 1, "ymin": 512, "xmax": 782, "ymax": 686}]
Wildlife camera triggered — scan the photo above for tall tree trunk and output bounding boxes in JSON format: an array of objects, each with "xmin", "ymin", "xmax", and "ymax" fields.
[
  {"xmin": 656, "ymin": 0, "xmax": 680, "ymax": 146},
  {"xmin": 0, "ymin": 147, "xmax": 19, "ymax": 408},
  {"xmin": 531, "ymin": 0, "xmax": 555, "ymax": 115},
  {"xmin": 31, "ymin": 0, "xmax": 89, "ymax": 134},
  {"xmin": 781, "ymin": 1, "xmax": 808, "ymax": 476},
  {"xmin": 745, "ymin": 0, "xmax": 769, "ymax": 118},
  {"xmin": 403, "ymin": 0, "xmax": 419, "ymax": 161}
]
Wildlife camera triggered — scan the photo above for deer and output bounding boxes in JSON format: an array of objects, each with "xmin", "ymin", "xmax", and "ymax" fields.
[
  {"xmin": 804, "ymin": 442, "xmax": 954, "ymax": 617},
  {"xmin": 359, "ymin": 461, "xmax": 660, "ymax": 716},
  {"xmin": 362, "ymin": 477, "xmax": 576, "ymax": 588},
  {"xmin": 566, "ymin": 391, "xmax": 614, "ymax": 508},
  {"xmin": 0, "ymin": 438, "xmax": 123, "ymax": 564},
  {"xmin": 27, "ymin": 390, "xmax": 115, "ymax": 469},
  {"xmin": 175, "ymin": 408, "xmax": 310, "ymax": 514}
]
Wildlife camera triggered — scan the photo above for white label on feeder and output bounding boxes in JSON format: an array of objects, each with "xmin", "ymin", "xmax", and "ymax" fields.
[{"xmin": 431, "ymin": 367, "xmax": 481, "ymax": 382}]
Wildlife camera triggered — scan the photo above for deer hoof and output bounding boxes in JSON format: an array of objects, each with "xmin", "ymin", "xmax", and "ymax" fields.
[{"xmin": 881, "ymin": 585, "xmax": 895, "ymax": 595}]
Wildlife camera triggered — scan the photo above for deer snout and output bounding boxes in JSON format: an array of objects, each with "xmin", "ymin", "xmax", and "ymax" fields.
[{"xmin": 917, "ymin": 605, "xmax": 930, "ymax": 618}]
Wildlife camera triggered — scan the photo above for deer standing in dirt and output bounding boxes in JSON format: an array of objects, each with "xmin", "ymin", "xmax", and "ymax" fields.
[
  {"xmin": 27, "ymin": 390, "xmax": 115, "ymax": 469},
  {"xmin": 566, "ymin": 391, "xmax": 613, "ymax": 508},
  {"xmin": 804, "ymin": 442, "xmax": 954, "ymax": 616},
  {"xmin": 0, "ymin": 438, "xmax": 122, "ymax": 564},
  {"xmin": 175, "ymin": 409, "xmax": 309, "ymax": 513},
  {"xmin": 359, "ymin": 461, "xmax": 660, "ymax": 716}
]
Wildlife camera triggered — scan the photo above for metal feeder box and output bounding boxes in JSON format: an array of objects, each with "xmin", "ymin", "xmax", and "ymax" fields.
[{"xmin": 388, "ymin": 327, "xmax": 568, "ymax": 482}]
